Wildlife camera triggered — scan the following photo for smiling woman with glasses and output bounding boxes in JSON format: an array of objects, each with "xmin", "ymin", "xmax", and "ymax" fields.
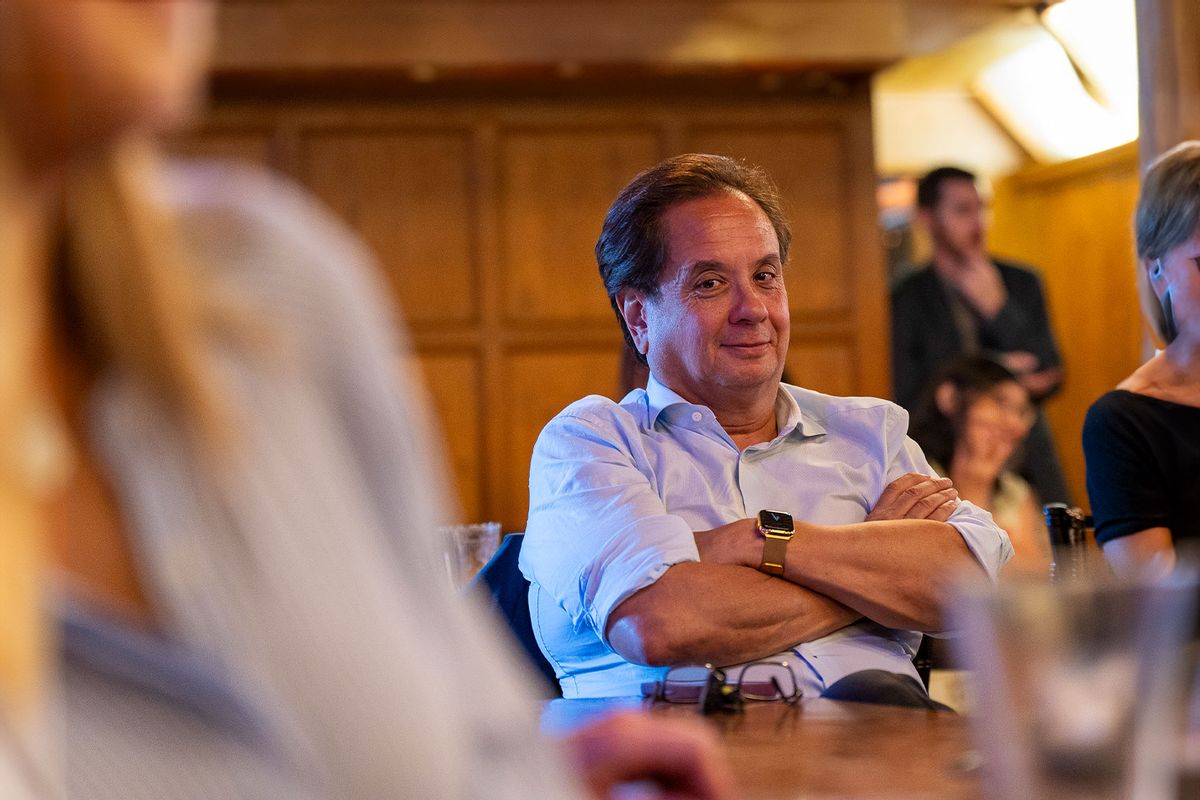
[{"xmin": 908, "ymin": 356, "xmax": 1050, "ymax": 578}]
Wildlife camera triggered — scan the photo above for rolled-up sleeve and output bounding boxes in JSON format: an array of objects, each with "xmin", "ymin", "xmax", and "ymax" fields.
[
  {"xmin": 520, "ymin": 405, "xmax": 699, "ymax": 645},
  {"xmin": 941, "ymin": 494, "xmax": 1014, "ymax": 580},
  {"xmin": 882, "ymin": 408, "xmax": 1014, "ymax": 580}
]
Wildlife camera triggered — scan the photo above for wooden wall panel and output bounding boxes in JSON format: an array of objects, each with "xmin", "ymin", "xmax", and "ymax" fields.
[
  {"xmin": 785, "ymin": 342, "xmax": 856, "ymax": 397},
  {"xmin": 498, "ymin": 128, "xmax": 660, "ymax": 325},
  {"xmin": 686, "ymin": 126, "xmax": 850, "ymax": 316},
  {"xmin": 170, "ymin": 130, "xmax": 276, "ymax": 166},
  {"xmin": 299, "ymin": 130, "xmax": 477, "ymax": 325},
  {"xmin": 410, "ymin": 352, "xmax": 484, "ymax": 522},
  {"xmin": 496, "ymin": 349, "xmax": 624, "ymax": 530},
  {"xmin": 989, "ymin": 143, "xmax": 1142, "ymax": 512},
  {"xmin": 188, "ymin": 92, "xmax": 887, "ymax": 530}
]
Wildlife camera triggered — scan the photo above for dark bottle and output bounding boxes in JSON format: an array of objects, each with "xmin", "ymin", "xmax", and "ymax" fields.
[{"xmin": 1043, "ymin": 503, "xmax": 1093, "ymax": 581}]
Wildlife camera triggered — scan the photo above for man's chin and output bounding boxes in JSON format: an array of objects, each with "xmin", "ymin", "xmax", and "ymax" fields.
[{"xmin": 716, "ymin": 362, "xmax": 783, "ymax": 392}]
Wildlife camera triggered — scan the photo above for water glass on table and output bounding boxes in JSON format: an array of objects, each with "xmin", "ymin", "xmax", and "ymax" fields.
[
  {"xmin": 441, "ymin": 522, "xmax": 501, "ymax": 587},
  {"xmin": 950, "ymin": 572, "xmax": 1196, "ymax": 800}
]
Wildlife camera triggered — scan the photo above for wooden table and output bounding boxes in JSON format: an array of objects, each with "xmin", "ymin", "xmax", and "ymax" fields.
[{"xmin": 543, "ymin": 696, "xmax": 983, "ymax": 799}]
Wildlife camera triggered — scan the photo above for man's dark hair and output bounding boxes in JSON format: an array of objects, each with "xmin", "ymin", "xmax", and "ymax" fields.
[
  {"xmin": 596, "ymin": 153, "xmax": 791, "ymax": 366},
  {"xmin": 916, "ymin": 166, "xmax": 977, "ymax": 210}
]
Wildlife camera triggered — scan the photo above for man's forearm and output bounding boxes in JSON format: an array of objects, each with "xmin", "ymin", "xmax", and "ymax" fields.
[
  {"xmin": 784, "ymin": 519, "xmax": 984, "ymax": 632},
  {"xmin": 605, "ymin": 561, "xmax": 859, "ymax": 668}
]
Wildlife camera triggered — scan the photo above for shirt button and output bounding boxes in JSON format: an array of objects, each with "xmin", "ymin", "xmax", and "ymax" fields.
[{"xmin": 691, "ymin": 412, "xmax": 703, "ymax": 422}]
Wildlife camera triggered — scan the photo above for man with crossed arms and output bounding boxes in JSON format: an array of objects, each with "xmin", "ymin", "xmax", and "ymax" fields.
[{"xmin": 520, "ymin": 154, "xmax": 1011, "ymax": 704}]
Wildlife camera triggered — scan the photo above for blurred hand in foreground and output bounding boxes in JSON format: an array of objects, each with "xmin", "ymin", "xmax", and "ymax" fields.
[{"xmin": 563, "ymin": 711, "xmax": 738, "ymax": 800}]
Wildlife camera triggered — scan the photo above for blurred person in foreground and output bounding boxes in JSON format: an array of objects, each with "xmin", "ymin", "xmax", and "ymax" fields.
[
  {"xmin": 0, "ymin": 2, "xmax": 733, "ymax": 798},
  {"xmin": 908, "ymin": 357, "xmax": 1050, "ymax": 578},
  {"xmin": 1083, "ymin": 141, "xmax": 1200, "ymax": 579},
  {"xmin": 892, "ymin": 166, "xmax": 1070, "ymax": 507},
  {"xmin": 521, "ymin": 154, "xmax": 1011, "ymax": 707}
]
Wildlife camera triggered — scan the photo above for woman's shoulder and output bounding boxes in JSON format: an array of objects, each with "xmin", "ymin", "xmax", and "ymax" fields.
[
  {"xmin": 162, "ymin": 158, "xmax": 398, "ymax": 340},
  {"xmin": 164, "ymin": 158, "xmax": 349, "ymax": 240},
  {"xmin": 162, "ymin": 158, "xmax": 382, "ymax": 295},
  {"xmin": 1088, "ymin": 387, "xmax": 1200, "ymax": 424},
  {"xmin": 1085, "ymin": 388, "xmax": 1166, "ymax": 426},
  {"xmin": 1082, "ymin": 389, "xmax": 1200, "ymax": 472},
  {"xmin": 1087, "ymin": 388, "xmax": 1142, "ymax": 417}
]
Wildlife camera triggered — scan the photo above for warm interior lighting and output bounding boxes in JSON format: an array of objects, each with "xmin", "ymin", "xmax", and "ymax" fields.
[
  {"xmin": 1041, "ymin": 0, "xmax": 1138, "ymax": 122},
  {"xmin": 971, "ymin": 28, "xmax": 1137, "ymax": 163}
]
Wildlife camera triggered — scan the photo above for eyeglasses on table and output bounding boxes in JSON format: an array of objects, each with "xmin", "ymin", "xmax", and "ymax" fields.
[{"xmin": 641, "ymin": 661, "xmax": 801, "ymax": 714}]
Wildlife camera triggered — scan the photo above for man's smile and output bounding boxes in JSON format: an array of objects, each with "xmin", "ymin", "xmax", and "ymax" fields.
[{"xmin": 722, "ymin": 340, "xmax": 772, "ymax": 353}]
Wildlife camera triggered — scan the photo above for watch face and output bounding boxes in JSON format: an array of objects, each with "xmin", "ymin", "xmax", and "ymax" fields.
[{"xmin": 759, "ymin": 510, "xmax": 793, "ymax": 530}]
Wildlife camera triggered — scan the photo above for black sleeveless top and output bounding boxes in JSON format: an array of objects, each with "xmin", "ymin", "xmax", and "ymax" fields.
[{"xmin": 1083, "ymin": 390, "xmax": 1200, "ymax": 545}]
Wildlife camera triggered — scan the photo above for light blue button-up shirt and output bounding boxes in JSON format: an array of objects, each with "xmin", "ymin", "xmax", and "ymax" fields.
[{"xmin": 520, "ymin": 376, "xmax": 1012, "ymax": 698}]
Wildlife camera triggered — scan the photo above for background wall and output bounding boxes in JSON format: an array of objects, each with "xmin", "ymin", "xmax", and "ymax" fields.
[
  {"xmin": 177, "ymin": 88, "xmax": 888, "ymax": 531},
  {"xmin": 175, "ymin": 0, "xmax": 1099, "ymax": 531},
  {"xmin": 989, "ymin": 143, "xmax": 1143, "ymax": 511}
]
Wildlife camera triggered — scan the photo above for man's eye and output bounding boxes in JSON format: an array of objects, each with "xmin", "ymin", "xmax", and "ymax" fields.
[
  {"xmin": 697, "ymin": 279, "xmax": 720, "ymax": 290},
  {"xmin": 756, "ymin": 271, "xmax": 779, "ymax": 282}
]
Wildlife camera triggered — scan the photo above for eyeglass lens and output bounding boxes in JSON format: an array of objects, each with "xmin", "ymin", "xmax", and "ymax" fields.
[
  {"xmin": 658, "ymin": 662, "xmax": 800, "ymax": 704},
  {"xmin": 739, "ymin": 662, "xmax": 799, "ymax": 701},
  {"xmin": 661, "ymin": 665, "xmax": 720, "ymax": 703}
]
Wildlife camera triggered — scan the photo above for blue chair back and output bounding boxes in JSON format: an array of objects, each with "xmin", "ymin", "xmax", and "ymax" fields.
[{"xmin": 469, "ymin": 534, "xmax": 561, "ymax": 696}]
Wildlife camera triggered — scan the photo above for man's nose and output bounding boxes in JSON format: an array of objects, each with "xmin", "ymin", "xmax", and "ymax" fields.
[{"xmin": 730, "ymin": 283, "xmax": 769, "ymax": 322}]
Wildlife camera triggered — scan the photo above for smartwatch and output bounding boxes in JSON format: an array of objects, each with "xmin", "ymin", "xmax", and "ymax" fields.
[{"xmin": 757, "ymin": 509, "xmax": 794, "ymax": 576}]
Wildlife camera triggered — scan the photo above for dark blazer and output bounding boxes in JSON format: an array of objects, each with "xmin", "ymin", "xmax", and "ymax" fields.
[
  {"xmin": 890, "ymin": 259, "xmax": 1063, "ymax": 410},
  {"xmin": 891, "ymin": 259, "xmax": 1072, "ymax": 503}
]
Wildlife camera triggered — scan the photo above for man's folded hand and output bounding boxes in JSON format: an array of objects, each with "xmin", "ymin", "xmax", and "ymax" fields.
[{"xmin": 867, "ymin": 473, "xmax": 958, "ymax": 523}]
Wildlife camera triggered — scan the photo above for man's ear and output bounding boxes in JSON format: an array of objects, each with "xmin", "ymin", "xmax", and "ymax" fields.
[
  {"xmin": 616, "ymin": 287, "xmax": 650, "ymax": 356},
  {"xmin": 934, "ymin": 382, "xmax": 958, "ymax": 417}
]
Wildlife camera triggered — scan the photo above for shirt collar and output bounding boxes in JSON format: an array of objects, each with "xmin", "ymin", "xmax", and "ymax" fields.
[
  {"xmin": 643, "ymin": 374, "xmax": 826, "ymax": 439},
  {"xmin": 775, "ymin": 383, "xmax": 826, "ymax": 439},
  {"xmin": 644, "ymin": 374, "xmax": 696, "ymax": 426}
]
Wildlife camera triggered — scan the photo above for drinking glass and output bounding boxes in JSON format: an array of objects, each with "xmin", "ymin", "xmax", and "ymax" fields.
[
  {"xmin": 441, "ymin": 522, "xmax": 501, "ymax": 587},
  {"xmin": 949, "ymin": 573, "xmax": 1196, "ymax": 800}
]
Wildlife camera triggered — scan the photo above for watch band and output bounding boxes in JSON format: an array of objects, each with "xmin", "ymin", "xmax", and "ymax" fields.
[
  {"xmin": 757, "ymin": 509, "xmax": 794, "ymax": 576},
  {"xmin": 760, "ymin": 534, "xmax": 790, "ymax": 576}
]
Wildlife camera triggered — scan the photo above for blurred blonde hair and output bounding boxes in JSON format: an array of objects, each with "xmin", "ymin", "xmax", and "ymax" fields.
[
  {"xmin": 0, "ymin": 122, "xmax": 50, "ymax": 713},
  {"xmin": 0, "ymin": 0, "xmax": 229, "ymax": 732},
  {"xmin": 59, "ymin": 136, "xmax": 233, "ymax": 446},
  {"xmin": 1, "ymin": 131, "xmax": 238, "ymax": 707}
]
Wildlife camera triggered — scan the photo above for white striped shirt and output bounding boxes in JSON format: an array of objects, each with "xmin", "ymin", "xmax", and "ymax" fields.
[{"xmin": 57, "ymin": 161, "xmax": 584, "ymax": 800}]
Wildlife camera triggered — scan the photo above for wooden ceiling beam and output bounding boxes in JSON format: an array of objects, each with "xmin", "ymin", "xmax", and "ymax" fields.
[
  {"xmin": 212, "ymin": 1, "xmax": 911, "ymax": 75},
  {"xmin": 209, "ymin": 1, "xmax": 1039, "ymax": 95},
  {"xmin": 1137, "ymin": 0, "xmax": 1200, "ymax": 167}
]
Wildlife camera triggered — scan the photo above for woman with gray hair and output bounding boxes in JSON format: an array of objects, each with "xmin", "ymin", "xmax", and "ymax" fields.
[{"xmin": 1083, "ymin": 141, "xmax": 1200, "ymax": 578}]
